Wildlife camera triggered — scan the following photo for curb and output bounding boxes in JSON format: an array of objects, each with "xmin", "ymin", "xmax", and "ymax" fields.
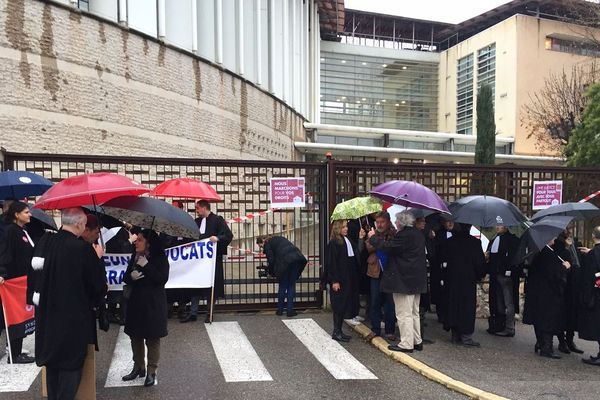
[{"xmin": 345, "ymin": 322, "xmax": 510, "ymax": 400}]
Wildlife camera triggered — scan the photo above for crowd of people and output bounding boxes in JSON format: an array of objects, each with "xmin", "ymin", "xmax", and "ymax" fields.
[{"xmin": 323, "ymin": 209, "xmax": 600, "ymax": 364}]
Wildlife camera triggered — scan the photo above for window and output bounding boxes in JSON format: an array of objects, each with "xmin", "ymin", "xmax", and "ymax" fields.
[
  {"xmin": 456, "ymin": 54, "xmax": 474, "ymax": 135},
  {"xmin": 545, "ymin": 36, "xmax": 600, "ymax": 57},
  {"xmin": 477, "ymin": 43, "xmax": 496, "ymax": 94}
]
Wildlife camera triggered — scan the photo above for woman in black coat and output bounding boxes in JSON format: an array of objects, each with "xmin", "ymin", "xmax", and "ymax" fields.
[
  {"xmin": 0, "ymin": 201, "xmax": 36, "ymax": 364},
  {"xmin": 523, "ymin": 239, "xmax": 569, "ymax": 359},
  {"xmin": 326, "ymin": 220, "xmax": 363, "ymax": 342},
  {"xmin": 122, "ymin": 229, "xmax": 169, "ymax": 387}
]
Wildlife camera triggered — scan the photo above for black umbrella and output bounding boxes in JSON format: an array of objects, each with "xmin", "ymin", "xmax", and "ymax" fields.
[
  {"xmin": 82, "ymin": 205, "xmax": 126, "ymax": 229},
  {"xmin": 530, "ymin": 202, "xmax": 600, "ymax": 222},
  {"xmin": 101, "ymin": 196, "xmax": 198, "ymax": 239},
  {"xmin": 449, "ymin": 195, "xmax": 528, "ymax": 228},
  {"xmin": 28, "ymin": 205, "xmax": 57, "ymax": 230},
  {"xmin": 513, "ymin": 215, "xmax": 574, "ymax": 264}
]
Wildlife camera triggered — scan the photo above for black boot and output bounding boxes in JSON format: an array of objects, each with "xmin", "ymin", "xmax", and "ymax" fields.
[
  {"xmin": 566, "ymin": 332, "xmax": 584, "ymax": 354},
  {"xmin": 540, "ymin": 333, "xmax": 561, "ymax": 359},
  {"xmin": 122, "ymin": 367, "xmax": 146, "ymax": 381},
  {"xmin": 558, "ymin": 333, "xmax": 570, "ymax": 354},
  {"xmin": 144, "ymin": 372, "xmax": 156, "ymax": 386},
  {"xmin": 332, "ymin": 313, "xmax": 349, "ymax": 342}
]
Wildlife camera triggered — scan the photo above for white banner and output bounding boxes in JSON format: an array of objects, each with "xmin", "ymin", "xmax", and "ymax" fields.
[{"xmin": 102, "ymin": 239, "xmax": 216, "ymax": 291}]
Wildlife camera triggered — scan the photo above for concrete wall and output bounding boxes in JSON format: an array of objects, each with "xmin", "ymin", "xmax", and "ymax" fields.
[{"xmin": 0, "ymin": 0, "xmax": 306, "ymax": 160}]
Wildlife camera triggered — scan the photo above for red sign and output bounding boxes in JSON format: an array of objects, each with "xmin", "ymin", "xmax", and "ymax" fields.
[
  {"xmin": 532, "ymin": 180, "xmax": 563, "ymax": 210},
  {"xmin": 269, "ymin": 178, "xmax": 305, "ymax": 208},
  {"xmin": 0, "ymin": 276, "xmax": 35, "ymax": 340}
]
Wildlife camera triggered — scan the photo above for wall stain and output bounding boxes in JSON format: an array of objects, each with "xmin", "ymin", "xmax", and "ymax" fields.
[
  {"xmin": 68, "ymin": 9, "xmax": 81, "ymax": 23},
  {"xmin": 219, "ymin": 69, "xmax": 224, "ymax": 84},
  {"xmin": 143, "ymin": 39, "xmax": 149, "ymax": 55},
  {"xmin": 272, "ymin": 100, "xmax": 277, "ymax": 131},
  {"xmin": 40, "ymin": 4, "xmax": 60, "ymax": 100},
  {"xmin": 6, "ymin": 0, "xmax": 31, "ymax": 87},
  {"xmin": 95, "ymin": 61, "xmax": 103, "ymax": 78},
  {"xmin": 158, "ymin": 45, "xmax": 165, "ymax": 66},
  {"xmin": 230, "ymin": 75, "xmax": 236, "ymax": 95},
  {"xmin": 98, "ymin": 22, "xmax": 106, "ymax": 44},
  {"xmin": 192, "ymin": 59, "xmax": 202, "ymax": 101},
  {"xmin": 120, "ymin": 30, "xmax": 131, "ymax": 81},
  {"xmin": 240, "ymin": 81, "xmax": 248, "ymax": 149}
]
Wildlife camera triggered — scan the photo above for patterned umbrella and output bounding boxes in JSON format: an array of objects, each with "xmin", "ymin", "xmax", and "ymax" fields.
[{"xmin": 330, "ymin": 196, "xmax": 382, "ymax": 222}]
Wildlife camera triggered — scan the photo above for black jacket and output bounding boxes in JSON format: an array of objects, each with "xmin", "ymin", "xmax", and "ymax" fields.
[
  {"xmin": 578, "ymin": 244, "xmax": 600, "ymax": 341},
  {"xmin": 369, "ymin": 226, "xmax": 427, "ymax": 295},
  {"xmin": 0, "ymin": 223, "xmax": 34, "ymax": 280},
  {"xmin": 325, "ymin": 238, "xmax": 361, "ymax": 317},
  {"xmin": 486, "ymin": 232, "xmax": 520, "ymax": 276},
  {"xmin": 263, "ymin": 236, "xmax": 307, "ymax": 280},
  {"xmin": 195, "ymin": 213, "xmax": 233, "ymax": 298}
]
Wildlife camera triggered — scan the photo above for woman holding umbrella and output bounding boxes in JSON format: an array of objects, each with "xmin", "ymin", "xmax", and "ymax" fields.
[
  {"xmin": 0, "ymin": 201, "xmax": 36, "ymax": 364},
  {"xmin": 325, "ymin": 220, "xmax": 363, "ymax": 342},
  {"xmin": 122, "ymin": 229, "xmax": 169, "ymax": 387}
]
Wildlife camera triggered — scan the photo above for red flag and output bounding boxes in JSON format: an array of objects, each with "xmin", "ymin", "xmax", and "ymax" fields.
[{"xmin": 0, "ymin": 276, "xmax": 35, "ymax": 340}]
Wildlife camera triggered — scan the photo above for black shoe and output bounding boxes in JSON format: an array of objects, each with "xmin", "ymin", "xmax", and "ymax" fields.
[
  {"xmin": 422, "ymin": 338, "xmax": 435, "ymax": 345},
  {"xmin": 388, "ymin": 345, "xmax": 413, "ymax": 353},
  {"xmin": 204, "ymin": 314, "xmax": 211, "ymax": 324},
  {"xmin": 340, "ymin": 332, "xmax": 351, "ymax": 340},
  {"xmin": 567, "ymin": 341, "xmax": 584, "ymax": 354},
  {"xmin": 558, "ymin": 342, "xmax": 571, "ymax": 354},
  {"xmin": 286, "ymin": 311, "xmax": 298, "ymax": 317},
  {"xmin": 583, "ymin": 356, "xmax": 600, "ymax": 366},
  {"xmin": 414, "ymin": 343, "xmax": 423, "ymax": 351},
  {"xmin": 122, "ymin": 367, "xmax": 146, "ymax": 381},
  {"xmin": 144, "ymin": 373, "xmax": 156, "ymax": 387},
  {"xmin": 540, "ymin": 351, "xmax": 561, "ymax": 359},
  {"xmin": 461, "ymin": 339, "xmax": 481, "ymax": 348},
  {"xmin": 494, "ymin": 330, "xmax": 515, "ymax": 337},
  {"xmin": 179, "ymin": 314, "xmax": 197, "ymax": 323},
  {"xmin": 534, "ymin": 343, "xmax": 541, "ymax": 354},
  {"xmin": 332, "ymin": 332, "xmax": 350, "ymax": 342},
  {"xmin": 7, "ymin": 354, "xmax": 35, "ymax": 364},
  {"xmin": 275, "ymin": 310, "xmax": 283, "ymax": 316}
]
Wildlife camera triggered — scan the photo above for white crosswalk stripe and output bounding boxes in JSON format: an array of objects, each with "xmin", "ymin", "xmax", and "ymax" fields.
[
  {"xmin": 283, "ymin": 318, "xmax": 378, "ymax": 380},
  {"xmin": 0, "ymin": 335, "xmax": 41, "ymax": 392},
  {"xmin": 105, "ymin": 326, "xmax": 149, "ymax": 387},
  {"xmin": 205, "ymin": 321, "xmax": 273, "ymax": 382}
]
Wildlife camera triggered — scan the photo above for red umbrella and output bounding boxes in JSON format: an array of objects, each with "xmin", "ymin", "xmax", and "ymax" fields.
[
  {"xmin": 34, "ymin": 173, "xmax": 150, "ymax": 210},
  {"xmin": 149, "ymin": 178, "xmax": 221, "ymax": 201}
]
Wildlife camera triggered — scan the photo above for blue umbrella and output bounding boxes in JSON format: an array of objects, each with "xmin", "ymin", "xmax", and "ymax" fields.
[{"xmin": 0, "ymin": 171, "xmax": 53, "ymax": 200}]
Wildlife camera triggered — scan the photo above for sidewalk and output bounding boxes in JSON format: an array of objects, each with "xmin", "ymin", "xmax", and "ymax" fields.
[{"xmin": 354, "ymin": 313, "xmax": 600, "ymax": 400}]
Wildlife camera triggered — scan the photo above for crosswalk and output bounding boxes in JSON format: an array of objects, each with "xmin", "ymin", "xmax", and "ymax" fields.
[{"xmin": 0, "ymin": 317, "xmax": 377, "ymax": 394}]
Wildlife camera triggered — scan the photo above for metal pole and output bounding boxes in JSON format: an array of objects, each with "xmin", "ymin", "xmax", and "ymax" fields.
[
  {"xmin": 157, "ymin": 0, "xmax": 166, "ymax": 39},
  {"xmin": 2, "ymin": 301, "xmax": 14, "ymax": 364},
  {"xmin": 237, "ymin": 0, "xmax": 245, "ymax": 75},
  {"xmin": 192, "ymin": 0, "xmax": 198, "ymax": 53},
  {"xmin": 215, "ymin": 0, "xmax": 223, "ymax": 64}
]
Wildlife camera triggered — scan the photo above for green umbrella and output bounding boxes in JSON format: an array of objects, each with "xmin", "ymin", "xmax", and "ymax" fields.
[{"xmin": 331, "ymin": 196, "xmax": 383, "ymax": 222}]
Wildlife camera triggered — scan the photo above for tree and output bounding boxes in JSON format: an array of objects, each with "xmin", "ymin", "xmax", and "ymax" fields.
[
  {"xmin": 521, "ymin": 64, "xmax": 600, "ymax": 154},
  {"xmin": 565, "ymin": 81, "xmax": 600, "ymax": 166},
  {"xmin": 474, "ymin": 83, "xmax": 496, "ymax": 164}
]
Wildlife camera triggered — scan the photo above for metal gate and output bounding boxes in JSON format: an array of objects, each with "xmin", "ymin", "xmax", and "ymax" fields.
[{"xmin": 4, "ymin": 153, "xmax": 327, "ymax": 311}]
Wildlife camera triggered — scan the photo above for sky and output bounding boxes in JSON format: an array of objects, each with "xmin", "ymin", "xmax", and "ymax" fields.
[{"xmin": 344, "ymin": 0, "xmax": 513, "ymax": 24}]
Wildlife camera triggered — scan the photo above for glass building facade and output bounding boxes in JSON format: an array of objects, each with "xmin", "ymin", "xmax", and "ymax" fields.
[{"xmin": 320, "ymin": 51, "xmax": 438, "ymax": 132}]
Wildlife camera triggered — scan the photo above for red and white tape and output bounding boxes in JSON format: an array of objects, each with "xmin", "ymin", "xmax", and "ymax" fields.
[
  {"xmin": 225, "ymin": 208, "xmax": 279, "ymax": 224},
  {"xmin": 579, "ymin": 190, "xmax": 600, "ymax": 203}
]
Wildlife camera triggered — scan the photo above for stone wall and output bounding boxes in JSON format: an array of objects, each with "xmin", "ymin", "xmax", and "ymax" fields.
[{"xmin": 0, "ymin": 0, "xmax": 305, "ymax": 160}]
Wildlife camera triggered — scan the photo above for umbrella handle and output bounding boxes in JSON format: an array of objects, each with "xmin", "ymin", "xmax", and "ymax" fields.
[{"xmin": 92, "ymin": 195, "xmax": 106, "ymax": 250}]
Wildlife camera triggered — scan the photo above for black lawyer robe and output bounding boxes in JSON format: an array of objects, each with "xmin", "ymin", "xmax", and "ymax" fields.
[
  {"xmin": 523, "ymin": 246, "xmax": 567, "ymax": 334},
  {"xmin": 325, "ymin": 238, "xmax": 360, "ymax": 318},
  {"xmin": 578, "ymin": 243, "xmax": 600, "ymax": 341},
  {"xmin": 195, "ymin": 213, "xmax": 233, "ymax": 299},
  {"xmin": 442, "ymin": 232, "xmax": 486, "ymax": 334},
  {"xmin": 124, "ymin": 253, "xmax": 170, "ymax": 339},
  {"xmin": 554, "ymin": 236, "xmax": 582, "ymax": 332},
  {"xmin": 33, "ymin": 230, "xmax": 106, "ymax": 370},
  {"xmin": 486, "ymin": 231, "xmax": 521, "ymax": 317},
  {"xmin": 431, "ymin": 228, "xmax": 457, "ymax": 307}
]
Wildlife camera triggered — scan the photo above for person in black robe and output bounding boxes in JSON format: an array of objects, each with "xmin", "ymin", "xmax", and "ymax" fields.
[
  {"xmin": 326, "ymin": 220, "xmax": 362, "ymax": 342},
  {"xmin": 554, "ymin": 228, "xmax": 584, "ymax": 354},
  {"xmin": 180, "ymin": 200, "xmax": 233, "ymax": 324},
  {"xmin": 0, "ymin": 201, "xmax": 36, "ymax": 364},
  {"xmin": 523, "ymin": 239, "xmax": 570, "ymax": 359},
  {"xmin": 122, "ymin": 229, "xmax": 169, "ymax": 387},
  {"xmin": 432, "ymin": 215, "xmax": 458, "ymax": 323},
  {"xmin": 442, "ymin": 223, "xmax": 486, "ymax": 347},
  {"xmin": 485, "ymin": 225, "xmax": 520, "ymax": 336},
  {"xmin": 577, "ymin": 226, "xmax": 600, "ymax": 366},
  {"xmin": 30, "ymin": 208, "xmax": 106, "ymax": 399},
  {"xmin": 347, "ymin": 215, "xmax": 374, "ymax": 321},
  {"xmin": 257, "ymin": 235, "xmax": 307, "ymax": 317},
  {"xmin": 414, "ymin": 215, "xmax": 436, "ymax": 344}
]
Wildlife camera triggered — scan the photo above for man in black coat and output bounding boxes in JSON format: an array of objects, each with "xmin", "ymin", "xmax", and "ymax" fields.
[
  {"xmin": 368, "ymin": 211, "xmax": 427, "ymax": 353},
  {"xmin": 257, "ymin": 235, "xmax": 307, "ymax": 317},
  {"xmin": 442, "ymin": 223, "xmax": 486, "ymax": 347},
  {"xmin": 432, "ymin": 215, "xmax": 458, "ymax": 323},
  {"xmin": 31, "ymin": 208, "xmax": 106, "ymax": 399},
  {"xmin": 485, "ymin": 225, "xmax": 520, "ymax": 337},
  {"xmin": 181, "ymin": 200, "xmax": 233, "ymax": 323},
  {"xmin": 577, "ymin": 226, "xmax": 600, "ymax": 366}
]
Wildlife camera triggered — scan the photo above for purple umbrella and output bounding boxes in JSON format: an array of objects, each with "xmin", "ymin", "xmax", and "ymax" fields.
[{"xmin": 370, "ymin": 180, "xmax": 450, "ymax": 213}]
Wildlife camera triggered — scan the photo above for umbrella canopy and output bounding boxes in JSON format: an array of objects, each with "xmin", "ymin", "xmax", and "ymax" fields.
[
  {"xmin": 513, "ymin": 215, "xmax": 574, "ymax": 264},
  {"xmin": 530, "ymin": 202, "xmax": 600, "ymax": 222},
  {"xmin": 150, "ymin": 178, "xmax": 221, "ymax": 201},
  {"xmin": 34, "ymin": 173, "xmax": 150, "ymax": 210},
  {"xmin": 330, "ymin": 196, "xmax": 382, "ymax": 222},
  {"xmin": 28, "ymin": 205, "xmax": 57, "ymax": 231},
  {"xmin": 0, "ymin": 171, "xmax": 53, "ymax": 200},
  {"xmin": 370, "ymin": 180, "xmax": 449, "ymax": 213},
  {"xmin": 449, "ymin": 195, "xmax": 528, "ymax": 228},
  {"xmin": 101, "ymin": 196, "xmax": 199, "ymax": 238}
]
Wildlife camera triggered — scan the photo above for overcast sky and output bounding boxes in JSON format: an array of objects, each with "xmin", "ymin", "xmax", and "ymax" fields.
[{"xmin": 344, "ymin": 0, "xmax": 513, "ymax": 24}]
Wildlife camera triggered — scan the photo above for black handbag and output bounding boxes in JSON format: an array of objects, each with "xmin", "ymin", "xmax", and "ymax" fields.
[{"xmin": 97, "ymin": 305, "xmax": 110, "ymax": 332}]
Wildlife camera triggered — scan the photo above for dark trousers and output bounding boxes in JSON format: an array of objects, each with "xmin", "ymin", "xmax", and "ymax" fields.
[
  {"xmin": 277, "ymin": 262, "xmax": 301, "ymax": 313},
  {"xmin": 332, "ymin": 312, "xmax": 345, "ymax": 335},
  {"xmin": 369, "ymin": 277, "xmax": 395, "ymax": 336},
  {"xmin": 8, "ymin": 336, "xmax": 23, "ymax": 359},
  {"xmin": 46, "ymin": 367, "xmax": 83, "ymax": 400},
  {"xmin": 131, "ymin": 336, "xmax": 161, "ymax": 374},
  {"xmin": 496, "ymin": 274, "xmax": 515, "ymax": 332}
]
